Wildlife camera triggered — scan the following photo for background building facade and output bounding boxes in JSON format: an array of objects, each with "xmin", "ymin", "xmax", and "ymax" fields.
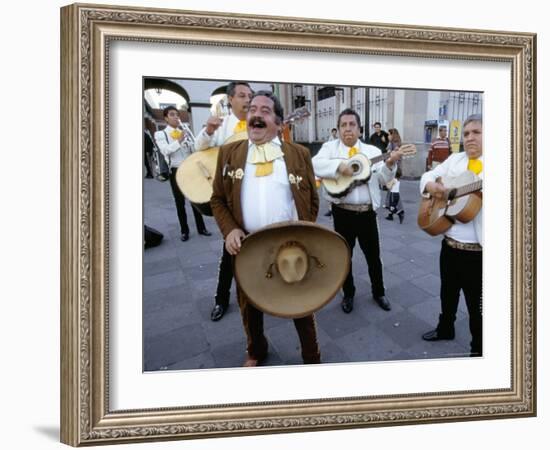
[
  {"xmin": 287, "ymin": 84, "xmax": 483, "ymax": 178},
  {"xmin": 144, "ymin": 78, "xmax": 482, "ymax": 178}
]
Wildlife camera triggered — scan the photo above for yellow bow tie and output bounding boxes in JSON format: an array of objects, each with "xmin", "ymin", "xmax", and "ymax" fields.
[
  {"xmin": 248, "ymin": 142, "xmax": 284, "ymax": 177},
  {"xmin": 170, "ymin": 129, "xmax": 182, "ymax": 140},
  {"xmin": 468, "ymin": 158, "xmax": 483, "ymax": 175},
  {"xmin": 233, "ymin": 120, "xmax": 247, "ymax": 133},
  {"xmin": 348, "ymin": 146, "xmax": 359, "ymax": 158}
]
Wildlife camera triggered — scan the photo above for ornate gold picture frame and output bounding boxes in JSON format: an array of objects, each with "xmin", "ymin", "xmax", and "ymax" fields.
[{"xmin": 60, "ymin": 3, "xmax": 536, "ymax": 446}]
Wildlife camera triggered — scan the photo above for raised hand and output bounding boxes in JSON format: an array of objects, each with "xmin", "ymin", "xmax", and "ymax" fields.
[{"xmin": 205, "ymin": 116, "xmax": 223, "ymax": 136}]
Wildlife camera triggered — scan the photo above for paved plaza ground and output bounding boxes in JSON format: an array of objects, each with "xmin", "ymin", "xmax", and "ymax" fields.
[{"xmin": 143, "ymin": 174, "xmax": 472, "ymax": 372}]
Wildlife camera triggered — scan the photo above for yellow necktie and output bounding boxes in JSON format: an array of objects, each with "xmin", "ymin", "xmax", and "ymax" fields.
[
  {"xmin": 348, "ymin": 146, "xmax": 358, "ymax": 158},
  {"xmin": 233, "ymin": 120, "xmax": 247, "ymax": 133},
  {"xmin": 468, "ymin": 158, "xmax": 483, "ymax": 175},
  {"xmin": 248, "ymin": 142, "xmax": 284, "ymax": 177}
]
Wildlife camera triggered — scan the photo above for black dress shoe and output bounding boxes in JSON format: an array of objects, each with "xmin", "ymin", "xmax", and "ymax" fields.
[
  {"xmin": 341, "ymin": 296, "xmax": 354, "ymax": 313},
  {"xmin": 198, "ymin": 229, "xmax": 212, "ymax": 236},
  {"xmin": 180, "ymin": 233, "xmax": 189, "ymax": 242},
  {"xmin": 422, "ymin": 329, "xmax": 455, "ymax": 341},
  {"xmin": 210, "ymin": 304, "xmax": 226, "ymax": 321},
  {"xmin": 324, "ymin": 210, "xmax": 332, "ymax": 217},
  {"xmin": 385, "ymin": 214, "xmax": 393, "ymax": 221},
  {"xmin": 374, "ymin": 295, "xmax": 392, "ymax": 311},
  {"xmin": 145, "ymin": 174, "xmax": 153, "ymax": 179}
]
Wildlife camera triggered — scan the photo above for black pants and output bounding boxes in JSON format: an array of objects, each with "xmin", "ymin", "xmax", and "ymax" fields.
[
  {"xmin": 144, "ymin": 149, "xmax": 153, "ymax": 177},
  {"xmin": 388, "ymin": 192, "xmax": 403, "ymax": 215},
  {"xmin": 332, "ymin": 205, "xmax": 385, "ymax": 298},
  {"xmin": 215, "ymin": 244, "xmax": 234, "ymax": 307},
  {"xmin": 438, "ymin": 240, "xmax": 483, "ymax": 355},
  {"xmin": 168, "ymin": 168, "xmax": 206, "ymax": 235}
]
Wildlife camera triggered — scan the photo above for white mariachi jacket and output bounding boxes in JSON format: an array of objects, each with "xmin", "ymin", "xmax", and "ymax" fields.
[
  {"xmin": 420, "ymin": 152, "xmax": 483, "ymax": 246},
  {"xmin": 154, "ymin": 124, "xmax": 194, "ymax": 169},
  {"xmin": 312, "ymin": 139, "xmax": 396, "ymax": 210}
]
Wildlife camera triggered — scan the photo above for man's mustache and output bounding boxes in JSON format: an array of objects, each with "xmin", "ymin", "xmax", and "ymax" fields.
[{"xmin": 248, "ymin": 117, "xmax": 267, "ymax": 128}]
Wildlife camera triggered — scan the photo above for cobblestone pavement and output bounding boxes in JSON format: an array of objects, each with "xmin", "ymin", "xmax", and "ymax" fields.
[{"xmin": 143, "ymin": 176, "xmax": 472, "ymax": 371}]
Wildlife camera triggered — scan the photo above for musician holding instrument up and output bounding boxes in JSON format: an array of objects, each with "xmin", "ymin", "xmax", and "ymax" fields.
[
  {"xmin": 194, "ymin": 82, "xmax": 254, "ymax": 322},
  {"xmin": 195, "ymin": 82, "xmax": 253, "ymax": 150},
  {"xmin": 420, "ymin": 114, "xmax": 483, "ymax": 357},
  {"xmin": 312, "ymin": 108, "xmax": 403, "ymax": 314},
  {"xmin": 154, "ymin": 106, "xmax": 211, "ymax": 242},
  {"xmin": 211, "ymin": 91, "xmax": 321, "ymax": 367}
]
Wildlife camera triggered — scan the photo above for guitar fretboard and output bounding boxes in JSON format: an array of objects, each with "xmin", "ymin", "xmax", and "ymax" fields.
[
  {"xmin": 369, "ymin": 153, "xmax": 392, "ymax": 165},
  {"xmin": 454, "ymin": 179, "xmax": 483, "ymax": 197},
  {"xmin": 368, "ymin": 145, "xmax": 415, "ymax": 165}
]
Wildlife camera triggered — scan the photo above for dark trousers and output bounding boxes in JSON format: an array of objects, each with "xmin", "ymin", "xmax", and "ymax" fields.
[
  {"xmin": 237, "ymin": 286, "xmax": 321, "ymax": 364},
  {"xmin": 215, "ymin": 244, "xmax": 234, "ymax": 307},
  {"xmin": 332, "ymin": 205, "xmax": 385, "ymax": 298},
  {"xmin": 168, "ymin": 168, "xmax": 206, "ymax": 235},
  {"xmin": 144, "ymin": 149, "xmax": 153, "ymax": 177},
  {"xmin": 388, "ymin": 192, "xmax": 403, "ymax": 214},
  {"xmin": 438, "ymin": 240, "xmax": 483, "ymax": 355}
]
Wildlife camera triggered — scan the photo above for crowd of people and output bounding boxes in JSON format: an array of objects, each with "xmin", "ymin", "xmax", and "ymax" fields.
[{"xmin": 144, "ymin": 83, "xmax": 482, "ymax": 366}]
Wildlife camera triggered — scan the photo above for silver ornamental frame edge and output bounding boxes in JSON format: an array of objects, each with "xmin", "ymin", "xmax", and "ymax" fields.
[{"xmin": 60, "ymin": 2, "xmax": 536, "ymax": 446}]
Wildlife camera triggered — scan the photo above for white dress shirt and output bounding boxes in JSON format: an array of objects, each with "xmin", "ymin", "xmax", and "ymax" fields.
[
  {"xmin": 241, "ymin": 137, "xmax": 298, "ymax": 233},
  {"xmin": 154, "ymin": 125, "xmax": 194, "ymax": 168},
  {"xmin": 419, "ymin": 152, "xmax": 483, "ymax": 246},
  {"xmin": 312, "ymin": 139, "xmax": 396, "ymax": 209},
  {"xmin": 194, "ymin": 113, "xmax": 243, "ymax": 151}
]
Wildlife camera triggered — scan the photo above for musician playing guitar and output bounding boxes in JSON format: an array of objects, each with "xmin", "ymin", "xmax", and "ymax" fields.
[
  {"xmin": 312, "ymin": 108, "xmax": 402, "ymax": 314},
  {"xmin": 420, "ymin": 114, "xmax": 483, "ymax": 357},
  {"xmin": 194, "ymin": 82, "xmax": 254, "ymax": 322}
]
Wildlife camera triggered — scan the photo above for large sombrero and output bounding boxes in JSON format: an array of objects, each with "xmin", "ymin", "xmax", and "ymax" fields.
[
  {"xmin": 176, "ymin": 130, "xmax": 248, "ymax": 215},
  {"xmin": 234, "ymin": 221, "xmax": 350, "ymax": 318}
]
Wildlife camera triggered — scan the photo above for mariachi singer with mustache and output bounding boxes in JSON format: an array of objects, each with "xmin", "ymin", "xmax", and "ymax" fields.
[{"xmin": 210, "ymin": 90, "xmax": 321, "ymax": 367}]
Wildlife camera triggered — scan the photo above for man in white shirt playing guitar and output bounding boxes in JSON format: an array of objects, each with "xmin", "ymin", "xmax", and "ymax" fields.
[
  {"xmin": 312, "ymin": 108, "xmax": 402, "ymax": 314},
  {"xmin": 420, "ymin": 114, "xmax": 483, "ymax": 357}
]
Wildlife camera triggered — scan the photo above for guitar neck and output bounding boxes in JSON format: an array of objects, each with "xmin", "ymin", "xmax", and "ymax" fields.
[
  {"xmin": 369, "ymin": 152, "xmax": 392, "ymax": 165},
  {"xmin": 452, "ymin": 179, "xmax": 483, "ymax": 198}
]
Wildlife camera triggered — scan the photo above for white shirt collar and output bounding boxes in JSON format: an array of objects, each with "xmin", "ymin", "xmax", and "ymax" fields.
[{"xmin": 248, "ymin": 136, "xmax": 282, "ymax": 148}]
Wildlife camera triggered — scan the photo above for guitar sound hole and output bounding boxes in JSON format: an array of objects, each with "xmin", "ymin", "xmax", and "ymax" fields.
[{"xmin": 351, "ymin": 163, "xmax": 360, "ymax": 174}]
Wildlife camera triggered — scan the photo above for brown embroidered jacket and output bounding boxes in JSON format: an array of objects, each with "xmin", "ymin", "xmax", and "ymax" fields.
[{"xmin": 211, "ymin": 140, "xmax": 319, "ymax": 238}]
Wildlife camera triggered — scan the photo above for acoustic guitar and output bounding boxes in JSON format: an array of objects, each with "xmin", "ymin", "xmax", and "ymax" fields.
[
  {"xmin": 175, "ymin": 131, "xmax": 247, "ymax": 216},
  {"xmin": 417, "ymin": 171, "xmax": 483, "ymax": 236},
  {"xmin": 321, "ymin": 144, "xmax": 417, "ymax": 198}
]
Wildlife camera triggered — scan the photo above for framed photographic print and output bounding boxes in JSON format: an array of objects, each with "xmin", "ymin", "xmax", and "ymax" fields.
[{"xmin": 60, "ymin": 3, "xmax": 536, "ymax": 446}]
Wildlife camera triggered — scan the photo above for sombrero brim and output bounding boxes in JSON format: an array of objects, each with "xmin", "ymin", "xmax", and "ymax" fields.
[{"xmin": 234, "ymin": 221, "xmax": 350, "ymax": 318}]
